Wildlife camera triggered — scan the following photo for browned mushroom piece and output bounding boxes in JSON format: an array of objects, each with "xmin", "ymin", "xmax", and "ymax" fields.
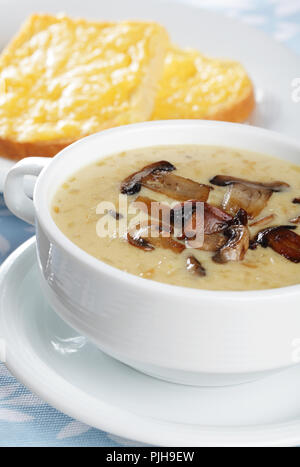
[
  {"xmin": 204, "ymin": 204, "xmax": 233, "ymax": 234},
  {"xmin": 137, "ymin": 219, "xmax": 172, "ymax": 235},
  {"xmin": 290, "ymin": 216, "xmax": 300, "ymax": 225},
  {"xmin": 133, "ymin": 196, "xmax": 173, "ymax": 230},
  {"xmin": 127, "ymin": 222, "xmax": 185, "ymax": 254},
  {"xmin": 223, "ymin": 183, "xmax": 274, "ymax": 218},
  {"xmin": 172, "ymin": 200, "xmax": 202, "ymax": 238},
  {"xmin": 142, "ymin": 172, "xmax": 212, "ymax": 202},
  {"xmin": 210, "ymin": 175, "xmax": 290, "ymax": 219},
  {"xmin": 212, "ymin": 218, "xmax": 250, "ymax": 264},
  {"xmin": 121, "ymin": 161, "xmax": 176, "ymax": 195},
  {"xmin": 175, "ymin": 208, "xmax": 200, "ymax": 240},
  {"xmin": 250, "ymin": 214, "xmax": 276, "ymax": 227},
  {"xmin": 250, "ymin": 225, "xmax": 296, "ymax": 249},
  {"xmin": 186, "ymin": 256, "xmax": 206, "ymax": 277},
  {"xmin": 210, "ymin": 175, "xmax": 290, "ymax": 192},
  {"xmin": 250, "ymin": 225, "xmax": 300, "ymax": 263},
  {"xmin": 127, "ymin": 232, "xmax": 154, "ymax": 251},
  {"xmin": 293, "ymin": 198, "xmax": 300, "ymax": 204},
  {"xmin": 187, "ymin": 232, "xmax": 227, "ymax": 251},
  {"xmin": 178, "ymin": 203, "xmax": 232, "ymax": 240},
  {"xmin": 230, "ymin": 208, "xmax": 248, "ymax": 226},
  {"xmin": 147, "ymin": 236, "xmax": 186, "ymax": 254}
]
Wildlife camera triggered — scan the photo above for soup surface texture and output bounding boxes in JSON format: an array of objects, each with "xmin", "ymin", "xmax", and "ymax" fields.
[{"xmin": 52, "ymin": 145, "xmax": 300, "ymax": 291}]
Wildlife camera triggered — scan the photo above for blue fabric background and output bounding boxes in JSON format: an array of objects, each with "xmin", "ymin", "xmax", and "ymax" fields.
[{"xmin": 0, "ymin": 0, "xmax": 299, "ymax": 447}]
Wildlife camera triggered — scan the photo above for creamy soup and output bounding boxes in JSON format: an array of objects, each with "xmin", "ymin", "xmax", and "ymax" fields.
[{"xmin": 52, "ymin": 146, "xmax": 300, "ymax": 291}]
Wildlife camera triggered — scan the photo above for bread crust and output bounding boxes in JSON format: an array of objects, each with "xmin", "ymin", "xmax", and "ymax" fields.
[
  {"xmin": 0, "ymin": 138, "xmax": 73, "ymax": 160},
  {"xmin": 0, "ymin": 88, "xmax": 255, "ymax": 161},
  {"xmin": 0, "ymin": 118, "xmax": 120, "ymax": 159},
  {"xmin": 205, "ymin": 86, "xmax": 256, "ymax": 123}
]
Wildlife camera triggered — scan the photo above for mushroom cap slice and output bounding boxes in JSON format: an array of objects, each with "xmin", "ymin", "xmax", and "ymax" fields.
[
  {"xmin": 121, "ymin": 161, "xmax": 176, "ymax": 195},
  {"xmin": 127, "ymin": 222, "xmax": 185, "ymax": 254},
  {"xmin": 148, "ymin": 236, "xmax": 186, "ymax": 254},
  {"xmin": 222, "ymin": 183, "xmax": 273, "ymax": 218},
  {"xmin": 210, "ymin": 175, "xmax": 290, "ymax": 192},
  {"xmin": 142, "ymin": 173, "xmax": 212, "ymax": 202},
  {"xmin": 187, "ymin": 232, "xmax": 227, "ymax": 251},
  {"xmin": 179, "ymin": 203, "xmax": 232, "ymax": 240},
  {"xmin": 133, "ymin": 196, "xmax": 173, "ymax": 231},
  {"xmin": 213, "ymin": 223, "xmax": 250, "ymax": 264},
  {"xmin": 250, "ymin": 225, "xmax": 296, "ymax": 249},
  {"xmin": 127, "ymin": 232, "xmax": 154, "ymax": 251},
  {"xmin": 250, "ymin": 225, "xmax": 300, "ymax": 263},
  {"xmin": 210, "ymin": 175, "xmax": 290, "ymax": 219},
  {"xmin": 230, "ymin": 208, "xmax": 248, "ymax": 227},
  {"xmin": 204, "ymin": 204, "xmax": 233, "ymax": 234},
  {"xmin": 186, "ymin": 256, "xmax": 206, "ymax": 277}
]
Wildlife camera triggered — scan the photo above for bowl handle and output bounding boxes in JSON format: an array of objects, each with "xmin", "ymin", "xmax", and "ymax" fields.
[{"xmin": 4, "ymin": 157, "xmax": 50, "ymax": 225}]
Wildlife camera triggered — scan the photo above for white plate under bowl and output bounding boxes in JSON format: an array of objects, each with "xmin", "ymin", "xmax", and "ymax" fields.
[
  {"xmin": 0, "ymin": 0, "xmax": 300, "ymax": 190},
  {"xmin": 1, "ymin": 238, "xmax": 300, "ymax": 447}
]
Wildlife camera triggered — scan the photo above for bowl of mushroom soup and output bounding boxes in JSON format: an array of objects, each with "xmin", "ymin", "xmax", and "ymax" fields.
[{"xmin": 4, "ymin": 121, "xmax": 300, "ymax": 386}]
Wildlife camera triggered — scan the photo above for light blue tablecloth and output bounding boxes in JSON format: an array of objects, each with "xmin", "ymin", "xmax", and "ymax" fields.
[{"xmin": 0, "ymin": 0, "xmax": 300, "ymax": 447}]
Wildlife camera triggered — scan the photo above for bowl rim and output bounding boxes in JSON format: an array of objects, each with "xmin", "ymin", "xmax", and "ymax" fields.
[{"xmin": 34, "ymin": 119, "xmax": 300, "ymax": 301}]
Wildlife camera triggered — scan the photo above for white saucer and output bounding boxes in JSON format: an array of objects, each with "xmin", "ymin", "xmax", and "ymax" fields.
[
  {"xmin": 1, "ymin": 238, "xmax": 300, "ymax": 447},
  {"xmin": 1, "ymin": 0, "xmax": 300, "ymax": 191}
]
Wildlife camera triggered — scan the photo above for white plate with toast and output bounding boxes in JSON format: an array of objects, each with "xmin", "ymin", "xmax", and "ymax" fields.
[{"xmin": 0, "ymin": 0, "xmax": 300, "ymax": 190}]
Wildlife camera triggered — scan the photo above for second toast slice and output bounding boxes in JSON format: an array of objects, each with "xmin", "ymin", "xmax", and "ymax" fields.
[{"xmin": 152, "ymin": 46, "xmax": 255, "ymax": 123}]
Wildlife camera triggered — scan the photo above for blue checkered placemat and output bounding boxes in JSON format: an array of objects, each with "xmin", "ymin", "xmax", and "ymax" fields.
[{"xmin": 0, "ymin": 0, "xmax": 299, "ymax": 447}]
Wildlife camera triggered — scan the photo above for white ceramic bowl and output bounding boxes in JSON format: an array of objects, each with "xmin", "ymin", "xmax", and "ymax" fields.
[{"xmin": 4, "ymin": 120, "xmax": 300, "ymax": 387}]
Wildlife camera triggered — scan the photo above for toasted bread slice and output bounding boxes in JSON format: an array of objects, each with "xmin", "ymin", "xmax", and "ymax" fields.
[
  {"xmin": 152, "ymin": 46, "xmax": 255, "ymax": 122},
  {"xmin": 0, "ymin": 14, "xmax": 169, "ymax": 160}
]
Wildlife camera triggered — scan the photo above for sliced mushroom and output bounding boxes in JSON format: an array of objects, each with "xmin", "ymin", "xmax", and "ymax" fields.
[
  {"xmin": 133, "ymin": 196, "xmax": 173, "ymax": 232},
  {"xmin": 186, "ymin": 256, "xmax": 206, "ymax": 277},
  {"xmin": 137, "ymin": 219, "xmax": 172, "ymax": 235},
  {"xmin": 142, "ymin": 172, "xmax": 212, "ymax": 202},
  {"xmin": 187, "ymin": 232, "xmax": 227, "ymax": 251},
  {"xmin": 212, "ymin": 224, "xmax": 250, "ymax": 264},
  {"xmin": 222, "ymin": 183, "xmax": 273, "ymax": 218},
  {"xmin": 172, "ymin": 200, "xmax": 201, "ymax": 238},
  {"xmin": 178, "ymin": 203, "xmax": 232, "ymax": 240},
  {"xmin": 127, "ymin": 222, "xmax": 184, "ymax": 254},
  {"xmin": 147, "ymin": 236, "xmax": 186, "ymax": 254},
  {"xmin": 127, "ymin": 232, "xmax": 154, "ymax": 251},
  {"xmin": 204, "ymin": 204, "xmax": 233, "ymax": 234},
  {"xmin": 210, "ymin": 175, "xmax": 290, "ymax": 192},
  {"xmin": 134, "ymin": 195, "xmax": 171, "ymax": 216},
  {"xmin": 202, "ymin": 233, "xmax": 227, "ymax": 252},
  {"xmin": 127, "ymin": 222, "xmax": 160, "ymax": 251},
  {"xmin": 233, "ymin": 208, "xmax": 248, "ymax": 225},
  {"xmin": 290, "ymin": 216, "xmax": 300, "ymax": 225},
  {"xmin": 210, "ymin": 175, "xmax": 289, "ymax": 219},
  {"xmin": 250, "ymin": 214, "xmax": 276, "ymax": 227},
  {"xmin": 293, "ymin": 198, "xmax": 300, "ymax": 204},
  {"xmin": 250, "ymin": 225, "xmax": 296, "ymax": 249},
  {"xmin": 250, "ymin": 225, "xmax": 300, "ymax": 263},
  {"xmin": 121, "ymin": 161, "xmax": 176, "ymax": 195}
]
